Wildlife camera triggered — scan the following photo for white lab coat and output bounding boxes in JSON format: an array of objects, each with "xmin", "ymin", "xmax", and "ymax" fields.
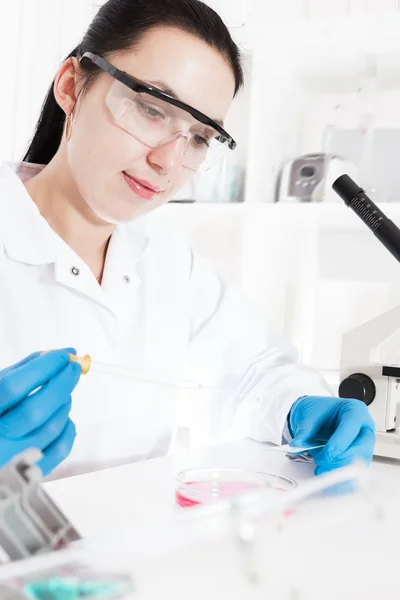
[{"xmin": 0, "ymin": 162, "xmax": 332, "ymax": 479}]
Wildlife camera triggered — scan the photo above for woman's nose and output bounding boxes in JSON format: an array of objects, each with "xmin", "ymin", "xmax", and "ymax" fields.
[{"xmin": 147, "ymin": 135, "xmax": 189, "ymax": 175}]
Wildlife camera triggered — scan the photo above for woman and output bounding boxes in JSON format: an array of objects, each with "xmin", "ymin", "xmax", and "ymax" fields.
[{"xmin": 0, "ymin": 0, "xmax": 374, "ymax": 479}]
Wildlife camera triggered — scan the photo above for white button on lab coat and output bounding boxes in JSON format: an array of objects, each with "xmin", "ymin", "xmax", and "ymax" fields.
[{"xmin": 0, "ymin": 162, "xmax": 332, "ymax": 479}]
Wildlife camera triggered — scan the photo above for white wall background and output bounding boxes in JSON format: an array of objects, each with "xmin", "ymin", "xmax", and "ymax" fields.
[{"xmin": 0, "ymin": 0, "xmax": 97, "ymax": 162}]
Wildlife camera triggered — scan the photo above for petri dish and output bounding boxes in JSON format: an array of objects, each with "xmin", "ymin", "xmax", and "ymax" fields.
[{"xmin": 175, "ymin": 468, "xmax": 296, "ymax": 508}]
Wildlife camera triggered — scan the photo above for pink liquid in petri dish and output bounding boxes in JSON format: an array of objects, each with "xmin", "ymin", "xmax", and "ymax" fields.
[{"xmin": 176, "ymin": 480, "xmax": 264, "ymax": 508}]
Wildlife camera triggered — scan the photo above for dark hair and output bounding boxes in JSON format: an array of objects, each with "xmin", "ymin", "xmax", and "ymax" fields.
[{"xmin": 23, "ymin": 0, "xmax": 244, "ymax": 165}]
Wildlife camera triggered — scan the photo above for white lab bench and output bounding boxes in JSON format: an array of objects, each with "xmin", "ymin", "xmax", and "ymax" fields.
[
  {"xmin": 43, "ymin": 438, "xmax": 400, "ymax": 539},
  {"xmin": 0, "ymin": 439, "xmax": 398, "ymax": 600}
]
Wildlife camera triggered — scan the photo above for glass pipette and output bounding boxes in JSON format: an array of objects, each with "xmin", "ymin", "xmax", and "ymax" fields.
[
  {"xmin": 69, "ymin": 353, "xmax": 326, "ymax": 454},
  {"xmin": 69, "ymin": 353, "xmax": 241, "ymax": 397}
]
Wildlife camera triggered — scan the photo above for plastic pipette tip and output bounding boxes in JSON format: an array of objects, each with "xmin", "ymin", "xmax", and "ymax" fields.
[{"xmin": 69, "ymin": 354, "xmax": 91, "ymax": 375}]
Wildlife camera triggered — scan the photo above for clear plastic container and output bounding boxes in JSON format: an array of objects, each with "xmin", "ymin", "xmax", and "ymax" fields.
[{"xmin": 175, "ymin": 467, "xmax": 297, "ymax": 508}]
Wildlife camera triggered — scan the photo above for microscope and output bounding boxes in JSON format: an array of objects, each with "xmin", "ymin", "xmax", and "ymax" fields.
[{"xmin": 333, "ymin": 175, "xmax": 400, "ymax": 459}]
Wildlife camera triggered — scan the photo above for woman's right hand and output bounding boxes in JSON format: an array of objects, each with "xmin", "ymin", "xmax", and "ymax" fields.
[{"xmin": 0, "ymin": 349, "xmax": 82, "ymax": 476}]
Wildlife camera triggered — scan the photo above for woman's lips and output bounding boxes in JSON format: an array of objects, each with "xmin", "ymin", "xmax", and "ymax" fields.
[{"xmin": 123, "ymin": 172, "xmax": 161, "ymax": 201}]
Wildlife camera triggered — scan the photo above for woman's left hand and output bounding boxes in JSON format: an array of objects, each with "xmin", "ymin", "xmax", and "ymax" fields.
[{"xmin": 288, "ymin": 396, "xmax": 376, "ymax": 475}]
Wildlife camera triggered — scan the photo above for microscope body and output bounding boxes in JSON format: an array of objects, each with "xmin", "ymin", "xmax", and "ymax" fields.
[
  {"xmin": 332, "ymin": 173, "xmax": 400, "ymax": 458},
  {"xmin": 340, "ymin": 304, "xmax": 400, "ymax": 459}
]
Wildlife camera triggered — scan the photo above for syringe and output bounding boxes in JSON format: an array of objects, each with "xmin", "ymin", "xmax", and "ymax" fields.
[{"xmin": 69, "ymin": 353, "xmax": 238, "ymax": 397}]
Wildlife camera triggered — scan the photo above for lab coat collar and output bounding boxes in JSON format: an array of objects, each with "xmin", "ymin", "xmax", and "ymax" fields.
[
  {"xmin": 0, "ymin": 161, "xmax": 151, "ymax": 319},
  {"xmin": 52, "ymin": 222, "xmax": 148, "ymax": 318},
  {"xmin": 0, "ymin": 162, "xmax": 59, "ymax": 265},
  {"xmin": 100, "ymin": 224, "xmax": 148, "ymax": 322},
  {"xmin": 0, "ymin": 161, "xmax": 150, "ymax": 269}
]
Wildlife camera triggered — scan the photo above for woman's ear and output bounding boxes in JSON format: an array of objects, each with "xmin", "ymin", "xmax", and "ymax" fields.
[{"xmin": 53, "ymin": 58, "xmax": 82, "ymax": 116}]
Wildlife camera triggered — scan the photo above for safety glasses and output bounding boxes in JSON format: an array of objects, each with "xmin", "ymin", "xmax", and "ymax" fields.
[{"xmin": 79, "ymin": 52, "xmax": 237, "ymax": 171}]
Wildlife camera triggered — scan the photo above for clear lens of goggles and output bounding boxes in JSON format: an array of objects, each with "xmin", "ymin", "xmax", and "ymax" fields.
[{"xmin": 106, "ymin": 79, "xmax": 232, "ymax": 171}]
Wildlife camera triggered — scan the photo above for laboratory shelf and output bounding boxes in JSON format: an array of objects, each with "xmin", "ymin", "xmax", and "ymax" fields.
[{"xmin": 163, "ymin": 201, "xmax": 400, "ymax": 223}]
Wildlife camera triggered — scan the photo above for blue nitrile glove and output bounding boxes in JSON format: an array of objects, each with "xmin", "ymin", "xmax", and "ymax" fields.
[
  {"xmin": 0, "ymin": 349, "xmax": 82, "ymax": 476},
  {"xmin": 289, "ymin": 396, "xmax": 375, "ymax": 475}
]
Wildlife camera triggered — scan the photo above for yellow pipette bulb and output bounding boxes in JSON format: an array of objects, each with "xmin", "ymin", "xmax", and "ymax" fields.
[{"xmin": 69, "ymin": 353, "xmax": 91, "ymax": 375}]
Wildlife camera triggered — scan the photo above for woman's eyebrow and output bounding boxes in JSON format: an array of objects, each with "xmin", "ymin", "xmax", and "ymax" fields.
[{"xmin": 148, "ymin": 79, "xmax": 224, "ymax": 126}]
